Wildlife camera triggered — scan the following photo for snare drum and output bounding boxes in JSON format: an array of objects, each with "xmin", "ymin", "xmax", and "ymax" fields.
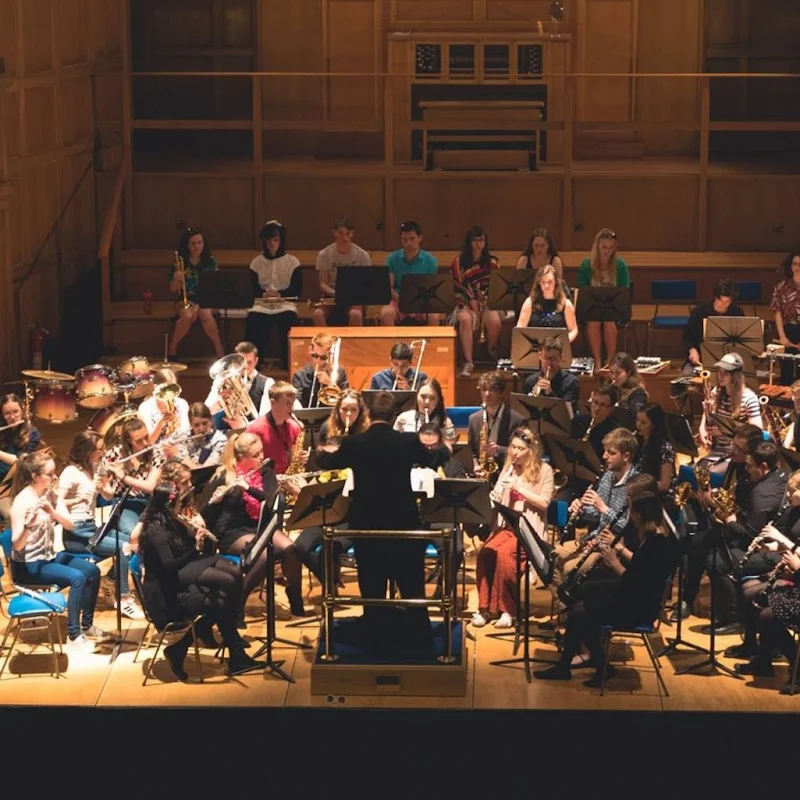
[
  {"xmin": 89, "ymin": 403, "xmax": 139, "ymax": 437},
  {"xmin": 32, "ymin": 380, "xmax": 78, "ymax": 423},
  {"xmin": 117, "ymin": 356, "xmax": 153, "ymax": 399},
  {"xmin": 75, "ymin": 364, "xmax": 117, "ymax": 409}
]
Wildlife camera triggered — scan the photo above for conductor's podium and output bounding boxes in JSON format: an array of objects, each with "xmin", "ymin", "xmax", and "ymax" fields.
[
  {"xmin": 289, "ymin": 326, "xmax": 457, "ymax": 407},
  {"xmin": 311, "ymin": 620, "xmax": 467, "ymax": 698}
]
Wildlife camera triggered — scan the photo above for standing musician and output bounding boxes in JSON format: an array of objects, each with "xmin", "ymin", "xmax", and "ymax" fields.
[
  {"xmin": 571, "ymin": 386, "xmax": 620, "ymax": 462},
  {"xmin": 167, "ymin": 226, "xmax": 225, "ymax": 360},
  {"xmin": 394, "ymin": 378, "xmax": 456, "ymax": 442},
  {"xmin": 770, "ymin": 251, "xmax": 800, "ymax": 386},
  {"xmin": 369, "ymin": 342, "xmax": 427, "ymax": 391},
  {"xmin": 380, "ymin": 221, "xmax": 439, "ymax": 326},
  {"xmin": 451, "ymin": 225, "xmax": 501, "ymax": 378},
  {"xmin": 316, "ymin": 391, "xmax": 450, "ymax": 651},
  {"xmin": 102, "ymin": 417, "xmax": 163, "ymax": 619},
  {"xmin": 535, "ymin": 490, "xmax": 677, "ymax": 687},
  {"xmin": 291, "ymin": 332, "xmax": 349, "ymax": 409},
  {"xmin": 138, "ymin": 466, "xmax": 264, "ymax": 679},
  {"xmin": 244, "ymin": 220, "xmax": 302, "ymax": 370},
  {"xmin": 682, "ymin": 278, "xmax": 744, "ymax": 376},
  {"xmin": 516, "ymin": 264, "xmax": 578, "ymax": 343},
  {"xmin": 467, "ymin": 371, "xmax": 525, "ymax": 475},
  {"xmin": 318, "ymin": 389, "xmax": 370, "ymax": 445},
  {"xmin": 0, "ymin": 392, "xmax": 43, "ymax": 524},
  {"xmin": 523, "ymin": 337, "xmax": 580, "ymax": 414},
  {"xmin": 138, "ymin": 368, "xmax": 191, "ymax": 451},
  {"xmin": 516, "ymin": 227, "xmax": 565, "ymax": 281},
  {"xmin": 180, "ymin": 403, "xmax": 227, "ymax": 470},
  {"xmin": 313, "ymin": 216, "xmax": 371, "ymax": 327},
  {"xmin": 202, "ymin": 432, "xmax": 305, "ymax": 619},
  {"xmin": 206, "ymin": 341, "xmax": 274, "ymax": 424},
  {"xmin": 607, "ymin": 352, "xmax": 648, "ymax": 417},
  {"xmin": 9, "ymin": 451, "xmax": 107, "ymax": 653},
  {"xmin": 473, "ymin": 428, "xmax": 555, "ymax": 629},
  {"xmin": 782, "ymin": 379, "xmax": 800, "ymax": 451}
]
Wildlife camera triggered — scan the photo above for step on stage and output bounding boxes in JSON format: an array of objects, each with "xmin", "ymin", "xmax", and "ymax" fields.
[{"xmin": 311, "ymin": 621, "xmax": 467, "ymax": 697}]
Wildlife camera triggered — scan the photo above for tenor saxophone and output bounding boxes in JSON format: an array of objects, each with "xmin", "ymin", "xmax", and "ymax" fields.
[
  {"xmin": 284, "ymin": 415, "xmax": 307, "ymax": 476},
  {"xmin": 478, "ymin": 403, "xmax": 498, "ymax": 475}
]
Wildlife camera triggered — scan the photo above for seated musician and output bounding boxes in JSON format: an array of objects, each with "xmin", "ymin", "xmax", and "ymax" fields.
[
  {"xmin": 0, "ymin": 392, "xmax": 43, "ymax": 525},
  {"xmin": 735, "ymin": 516, "xmax": 800, "ymax": 693},
  {"xmin": 138, "ymin": 368, "xmax": 191, "ymax": 450},
  {"xmin": 782, "ymin": 378, "xmax": 800, "ymax": 450},
  {"xmin": 202, "ymin": 432, "xmax": 305, "ymax": 619},
  {"xmin": 102, "ymin": 418, "xmax": 164, "ymax": 619},
  {"xmin": 380, "ymin": 221, "xmax": 439, "ymax": 326},
  {"xmin": 418, "ymin": 423, "xmax": 466, "ymax": 477},
  {"xmin": 451, "ymin": 225, "xmax": 501, "ymax": 378},
  {"xmin": 523, "ymin": 336, "xmax": 580, "ymax": 414},
  {"xmin": 313, "ymin": 216, "xmax": 371, "ymax": 327},
  {"xmin": 570, "ymin": 386, "xmax": 619, "ymax": 462},
  {"xmin": 139, "ymin": 465, "xmax": 264, "ymax": 679},
  {"xmin": 369, "ymin": 341, "xmax": 427, "ymax": 391},
  {"xmin": 699, "ymin": 440, "xmax": 787, "ymax": 636},
  {"xmin": 608, "ymin": 352, "xmax": 648, "ymax": 416},
  {"xmin": 207, "ymin": 342, "xmax": 274, "ymax": 425},
  {"xmin": 515, "ymin": 228, "xmax": 565, "ymax": 281},
  {"xmin": 770, "ymin": 251, "xmax": 800, "ymax": 385},
  {"xmin": 394, "ymin": 378, "xmax": 456, "ymax": 442},
  {"xmin": 473, "ymin": 428, "xmax": 555, "ymax": 629},
  {"xmin": 633, "ymin": 404, "xmax": 676, "ymax": 501},
  {"xmin": 244, "ymin": 221, "xmax": 301, "ymax": 370},
  {"xmin": 291, "ymin": 332, "xmax": 349, "ymax": 409},
  {"xmin": 10, "ymin": 451, "xmax": 108, "ymax": 653},
  {"xmin": 682, "ymin": 278, "xmax": 743, "ymax": 376},
  {"xmin": 468, "ymin": 371, "xmax": 525, "ymax": 475},
  {"xmin": 516, "ymin": 265, "xmax": 578, "ymax": 343},
  {"xmin": 535, "ymin": 490, "xmax": 677, "ymax": 687},
  {"xmin": 167, "ymin": 226, "xmax": 225, "ymax": 360},
  {"xmin": 180, "ymin": 403, "xmax": 227, "ymax": 470},
  {"xmin": 318, "ymin": 389, "xmax": 370, "ymax": 445}
]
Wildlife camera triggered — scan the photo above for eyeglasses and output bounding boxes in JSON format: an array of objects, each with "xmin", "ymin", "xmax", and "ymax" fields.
[
  {"xmin": 600, "ymin": 229, "xmax": 617, "ymax": 240},
  {"xmin": 310, "ymin": 353, "xmax": 329, "ymax": 361}
]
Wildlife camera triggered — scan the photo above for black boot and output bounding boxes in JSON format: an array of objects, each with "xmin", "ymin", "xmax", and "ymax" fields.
[
  {"xmin": 228, "ymin": 649, "xmax": 267, "ymax": 676},
  {"xmin": 193, "ymin": 617, "xmax": 219, "ymax": 648},
  {"xmin": 286, "ymin": 583, "xmax": 306, "ymax": 617},
  {"xmin": 163, "ymin": 631, "xmax": 192, "ymax": 681}
]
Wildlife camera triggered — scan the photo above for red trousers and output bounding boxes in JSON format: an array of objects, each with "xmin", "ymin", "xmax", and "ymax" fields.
[{"xmin": 476, "ymin": 528, "xmax": 525, "ymax": 616}]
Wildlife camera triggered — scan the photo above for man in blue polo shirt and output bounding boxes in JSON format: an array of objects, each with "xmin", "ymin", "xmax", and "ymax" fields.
[{"xmin": 380, "ymin": 221, "xmax": 439, "ymax": 326}]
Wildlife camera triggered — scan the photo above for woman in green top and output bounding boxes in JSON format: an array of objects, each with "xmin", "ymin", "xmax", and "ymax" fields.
[{"xmin": 577, "ymin": 228, "xmax": 630, "ymax": 368}]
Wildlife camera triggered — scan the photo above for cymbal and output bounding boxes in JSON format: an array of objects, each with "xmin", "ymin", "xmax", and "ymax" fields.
[
  {"xmin": 20, "ymin": 369, "xmax": 74, "ymax": 381},
  {"xmin": 150, "ymin": 361, "xmax": 188, "ymax": 373}
]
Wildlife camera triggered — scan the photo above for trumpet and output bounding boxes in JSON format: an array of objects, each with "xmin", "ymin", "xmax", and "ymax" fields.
[
  {"xmin": 531, "ymin": 364, "xmax": 553, "ymax": 398},
  {"xmin": 475, "ymin": 288, "xmax": 488, "ymax": 344},
  {"xmin": 210, "ymin": 353, "xmax": 258, "ymax": 423},
  {"xmin": 255, "ymin": 295, "xmax": 299, "ymax": 306},
  {"xmin": 154, "ymin": 380, "xmax": 182, "ymax": 438},
  {"xmin": 173, "ymin": 251, "xmax": 194, "ymax": 312},
  {"xmin": 308, "ymin": 297, "xmax": 336, "ymax": 313}
]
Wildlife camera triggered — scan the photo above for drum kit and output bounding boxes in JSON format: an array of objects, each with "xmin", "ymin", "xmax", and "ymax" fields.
[{"xmin": 18, "ymin": 355, "xmax": 187, "ymax": 438}]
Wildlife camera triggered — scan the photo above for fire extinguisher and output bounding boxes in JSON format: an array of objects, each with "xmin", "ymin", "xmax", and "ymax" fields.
[{"xmin": 30, "ymin": 324, "xmax": 49, "ymax": 370}]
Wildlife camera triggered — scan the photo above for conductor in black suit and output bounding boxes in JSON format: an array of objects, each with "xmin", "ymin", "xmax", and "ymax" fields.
[{"xmin": 316, "ymin": 391, "xmax": 448, "ymax": 650}]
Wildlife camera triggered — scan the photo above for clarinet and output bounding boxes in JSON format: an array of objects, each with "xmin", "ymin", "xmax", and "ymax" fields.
[
  {"xmin": 561, "ymin": 473, "xmax": 604, "ymax": 542},
  {"xmin": 727, "ymin": 498, "xmax": 791, "ymax": 578}
]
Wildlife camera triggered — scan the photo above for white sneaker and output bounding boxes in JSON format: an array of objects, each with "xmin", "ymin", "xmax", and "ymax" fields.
[
  {"xmin": 65, "ymin": 634, "xmax": 99, "ymax": 653},
  {"xmin": 494, "ymin": 612, "xmax": 514, "ymax": 629},
  {"xmin": 459, "ymin": 362, "xmax": 475, "ymax": 378},
  {"xmin": 119, "ymin": 596, "xmax": 145, "ymax": 620},
  {"xmin": 82, "ymin": 624, "xmax": 113, "ymax": 641},
  {"xmin": 471, "ymin": 612, "xmax": 488, "ymax": 628}
]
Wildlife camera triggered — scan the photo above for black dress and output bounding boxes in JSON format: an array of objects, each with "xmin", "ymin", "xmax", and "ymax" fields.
[{"xmin": 528, "ymin": 298, "xmax": 566, "ymax": 329}]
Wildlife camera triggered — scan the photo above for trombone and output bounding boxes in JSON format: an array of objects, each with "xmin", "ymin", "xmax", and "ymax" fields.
[
  {"xmin": 310, "ymin": 336, "xmax": 342, "ymax": 407},
  {"xmin": 391, "ymin": 339, "xmax": 428, "ymax": 391}
]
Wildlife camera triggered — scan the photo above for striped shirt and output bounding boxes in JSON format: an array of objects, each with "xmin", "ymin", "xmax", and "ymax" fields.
[
  {"xmin": 450, "ymin": 255, "xmax": 500, "ymax": 307},
  {"xmin": 11, "ymin": 496, "xmax": 55, "ymax": 563},
  {"xmin": 711, "ymin": 386, "xmax": 761, "ymax": 450},
  {"xmin": 57, "ymin": 465, "xmax": 98, "ymax": 522}
]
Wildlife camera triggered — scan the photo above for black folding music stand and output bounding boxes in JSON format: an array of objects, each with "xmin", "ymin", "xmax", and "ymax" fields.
[
  {"xmin": 488, "ymin": 269, "xmax": 533, "ymax": 320},
  {"xmin": 336, "ymin": 266, "xmax": 391, "ymax": 310},
  {"xmin": 511, "ymin": 327, "xmax": 571, "ymax": 370},
  {"xmin": 610, "ymin": 405, "xmax": 636, "ymax": 432},
  {"xmin": 510, "ymin": 392, "xmax": 572, "ymax": 441},
  {"xmin": 575, "ymin": 286, "xmax": 631, "ymax": 325},
  {"xmin": 196, "ymin": 269, "xmax": 254, "ymax": 351},
  {"xmin": 398, "ymin": 274, "xmax": 455, "ymax": 318},
  {"xmin": 665, "ymin": 411, "xmax": 699, "ymax": 461},
  {"xmin": 546, "ymin": 434, "xmax": 603, "ymax": 484},
  {"xmin": 294, "ymin": 407, "xmax": 332, "ymax": 448}
]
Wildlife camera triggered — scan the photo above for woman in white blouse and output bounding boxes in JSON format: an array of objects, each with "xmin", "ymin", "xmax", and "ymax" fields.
[{"xmin": 393, "ymin": 378, "xmax": 456, "ymax": 443}]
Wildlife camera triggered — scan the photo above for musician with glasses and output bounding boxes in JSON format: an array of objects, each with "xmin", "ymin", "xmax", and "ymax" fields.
[
  {"xmin": 291, "ymin": 332, "xmax": 350, "ymax": 409},
  {"xmin": 523, "ymin": 337, "xmax": 580, "ymax": 414},
  {"xmin": 570, "ymin": 386, "xmax": 619, "ymax": 462},
  {"xmin": 369, "ymin": 341, "xmax": 427, "ymax": 391}
]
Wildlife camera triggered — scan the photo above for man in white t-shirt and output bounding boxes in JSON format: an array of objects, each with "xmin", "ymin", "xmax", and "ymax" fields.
[{"xmin": 314, "ymin": 216, "xmax": 371, "ymax": 327}]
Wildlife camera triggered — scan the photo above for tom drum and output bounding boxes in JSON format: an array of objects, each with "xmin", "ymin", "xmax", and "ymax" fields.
[
  {"xmin": 75, "ymin": 364, "xmax": 117, "ymax": 409},
  {"xmin": 117, "ymin": 356, "xmax": 153, "ymax": 399},
  {"xmin": 32, "ymin": 380, "xmax": 78, "ymax": 424}
]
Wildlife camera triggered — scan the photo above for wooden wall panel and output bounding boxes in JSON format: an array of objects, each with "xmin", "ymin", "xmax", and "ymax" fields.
[
  {"xmin": 707, "ymin": 179, "xmax": 800, "ymax": 252},
  {"xmin": 705, "ymin": 0, "xmax": 740, "ymax": 47},
  {"xmin": 262, "ymin": 175, "xmax": 385, "ymax": 250},
  {"xmin": 7, "ymin": 179, "xmax": 23, "ymax": 267},
  {"xmin": 21, "ymin": 161, "xmax": 59, "ymax": 258},
  {"xmin": 24, "ymin": 85, "xmax": 57, "ymax": 154},
  {"xmin": 2, "ymin": 90, "xmax": 21, "ymax": 160},
  {"xmin": 748, "ymin": 0, "xmax": 800, "ymax": 49},
  {"xmin": 0, "ymin": 2, "xmax": 19, "ymax": 76},
  {"xmin": 131, "ymin": 175, "xmax": 255, "ymax": 249},
  {"xmin": 57, "ymin": 0, "xmax": 90, "ymax": 67},
  {"xmin": 57, "ymin": 77, "xmax": 93, "ymax": 146},
  {"xmin": 486, "ymin": 1, "xmax": 568, "ymax": 24},
  {"xmin": 393, "ymin": 1, "xmax": 474, "ymax": 23},
  {"xmin": 393, "ymin": 176, "xmax": 564, "ymax": 252},
  {"xmin": 94, "ymin": 73, "xmax": 124, "ymax": 129},
  {"xmin": 59, "ymin": 153, "xmax": 95, "ymax": 250},
  {"xmin": 20, "ymin": 0, "xmax": 54, "ymax": 75},
  {"xmin": 88, "ymin": 0, "xmax": 124, "ymax": 59},
  {"xmin": 572, "ymin": 177, "xmax": 699, "ymax": 251}
]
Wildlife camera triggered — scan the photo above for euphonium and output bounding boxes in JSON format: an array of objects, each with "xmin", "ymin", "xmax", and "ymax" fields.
[
  {"xmin": 209, "ymin": 353, "xmax": 258, "ymax": 422},
  {"xmin": 478, "ymin": 403, "xmax": 498, "ymax": 475}
]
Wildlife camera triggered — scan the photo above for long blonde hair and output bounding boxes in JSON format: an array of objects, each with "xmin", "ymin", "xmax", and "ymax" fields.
[
  {"xmin": 327, "ymin": 390, "xmax": 370, "ymax": 438},
  {"xmin": 219, "ymin": 431, "xmax": 261, "ymax": 485},
  {"xmin": 10, "ymin": 450, "xmax": 53, "ymax": 497},
  {"xmin": 530, "ymin": 264, "xmax": 567, "ymax": 312},
  {"xmin": 589, "ymin": 227, "xmax": 618, "ymax": 286},
  {"xmin": 510, "ymin": 427, "xmax": 543, "ymax": 485}
]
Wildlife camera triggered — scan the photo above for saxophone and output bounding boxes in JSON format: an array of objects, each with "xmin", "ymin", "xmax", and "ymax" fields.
[
  {"xmin": 285, "ymin": 415, "xmax": 307, "ymax": 475},
  {"xmin": 478, "ymin": 404, "xmax": 498, "ymax": 476}
]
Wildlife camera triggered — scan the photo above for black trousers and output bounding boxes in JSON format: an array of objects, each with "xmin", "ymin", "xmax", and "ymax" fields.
[
  {"xmin": 294, "ymin": 524, "xmax": 353, "ymax": 584},
  {"xmin": 244, "ymin": 311, "xmax": 298, "ymax": 369},
  {"xmin": 706, "ymin": 547, "xmax": 778, "ymax": 626},
  {"xmin": 780, "ymin": 323, "xmax": 800, "ymax": 386}
]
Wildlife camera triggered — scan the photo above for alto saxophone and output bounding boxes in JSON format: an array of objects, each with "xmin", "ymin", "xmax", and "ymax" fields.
[
  {"xmin": 285, "ymin": 415, "xmax": 307, "ymax": 476},
  {"xmin": 478, "ymin": 403, "xmax": 498, "ymax": 476}
]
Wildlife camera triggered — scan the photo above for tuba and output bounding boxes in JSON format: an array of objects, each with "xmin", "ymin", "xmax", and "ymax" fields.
[
  {"xmin": 317, "ymin": 337, "xmax": 343, "ymax": 407},
  {"xmin": 209, "ymin": 354, "xmax": 258, "ymax": 423}
]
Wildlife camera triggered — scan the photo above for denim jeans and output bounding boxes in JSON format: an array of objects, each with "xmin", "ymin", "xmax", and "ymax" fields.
[
  {"xmin": 12, "ymin": 552, "xmax": 101, "ymax": 639},
  {"xmin": 64, "ymin": 518, "xmax": 132, "ymax": 596}
]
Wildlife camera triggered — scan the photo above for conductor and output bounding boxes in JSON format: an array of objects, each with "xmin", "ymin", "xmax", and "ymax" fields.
[{"xmin": 316, "ymin": 390, "xmax": 448, "ymax": 651}]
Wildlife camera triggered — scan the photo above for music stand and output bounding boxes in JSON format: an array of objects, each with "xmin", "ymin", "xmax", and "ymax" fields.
[
  {"xmin": 546, "ymin": 434, "xmax": 603, "ymax": 483},
  {"xmin": 665, "ymin": 411, "xmax": 699, "ymax": 461},
  {"xmin": 398, "ymin": 274, "xmax": 455, "ymax": 318},
  {"xmin": 610, "ymin": 406, "xmax": 636, "ymax": 432},
  {"xmin": 452, "ymin": 443, "xmax": 476, "ymax": 474},
  {"xmin": 703, "ymin": 316, "xmax": 763, "ymax": 390},
  {"xmin": 488, "ymin": 269, "xmax": 533, "ymax": 320},
  {"xmin": 361, "ymin": 390, "xmax": 417, "ymax": 418},
  {"xmin": 197, "ymin": 269, "xmax": 255, "ymax": 351},
  {"xmin": 575, "ymin": 287, "xmax": 631, "ymax": 325},
  {"xmin": 294, "ymin": 407, "xmax": 331, "ymax": 447},
  {"xmin": 335, "ymin": 266, "xmax": 391, "ymax": 310},
  {"xmin": 510, "ymin": 392, "xmax": 572, "ymax": 441},
  {"xmin": 511, "ymin": 327, "xmax": 571, "ymax": 370}
]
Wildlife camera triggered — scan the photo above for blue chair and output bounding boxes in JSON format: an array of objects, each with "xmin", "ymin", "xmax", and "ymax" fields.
[
  {"xmin": 0, "ymin": 529, "xmax": 61, "ymax": 594},
  {"xmin": 647, "ymin": 280, "xmax": 697, "ymax": 355},
  {"xmin": 0, "ymin": 556, "xmax": 66, "ymax": 679},
  {"xmin": 129, "ymin": 554, "xmax": 205, "ymax": 685},
  {"xmin": 446, "ymin": 406, "xmax": 481, "ymax": 429},
  {"xmin": 547, "ymin": 500, "xmax": 568, "ymax": 532},
  {"xmin": 597, "ymin": 620, "xmax": 669, "ymax": 698}
]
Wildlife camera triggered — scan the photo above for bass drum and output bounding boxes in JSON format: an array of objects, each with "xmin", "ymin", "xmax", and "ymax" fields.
[{"xmin": 88, "ymin": 403, "xmax": 139, "ymax": 442}]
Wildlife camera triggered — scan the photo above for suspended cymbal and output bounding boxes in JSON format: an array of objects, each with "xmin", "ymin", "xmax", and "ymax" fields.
[
  {"xmin": 21, "ymin": 369, "xmax": 75, "ymax": 381},
  {"xmin": 150, "ymin": 361, "xmax": 188, "ymax": 373}
]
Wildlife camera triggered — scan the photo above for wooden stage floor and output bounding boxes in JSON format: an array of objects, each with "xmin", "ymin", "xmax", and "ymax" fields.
[{"xmin": 1, "ymin": 563, "xmax": 798, "ymax": 714}]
